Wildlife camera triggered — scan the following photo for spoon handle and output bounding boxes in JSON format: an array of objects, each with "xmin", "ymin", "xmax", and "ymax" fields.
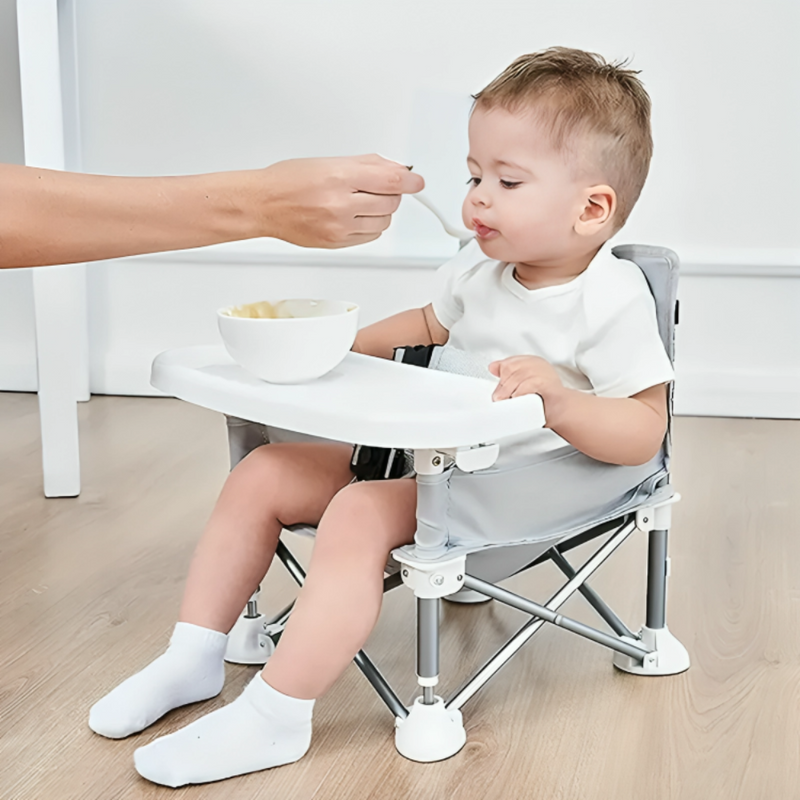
[{"xmin": 412, "ymin": 191, "xmax": 473, "ymax": 243}]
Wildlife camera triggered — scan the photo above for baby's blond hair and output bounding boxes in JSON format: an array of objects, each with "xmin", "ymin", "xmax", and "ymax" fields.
[{"xmin": 474, "ymin": 47, "xmax": 652, "ymax": 227}]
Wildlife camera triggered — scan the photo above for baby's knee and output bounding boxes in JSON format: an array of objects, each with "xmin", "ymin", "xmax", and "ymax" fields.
[
  {"xmin": 229, "ymin": 443, "xmax": 288, "ymax": 487},
  {"xmin": 324, "ymin": 481, "xmax": 377, "ymax": 521},
  {"xmin": 317, "ymin": 481, "xmax": 412, "ymax": 553}
]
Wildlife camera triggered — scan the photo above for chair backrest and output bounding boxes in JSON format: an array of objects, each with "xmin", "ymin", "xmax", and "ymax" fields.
[
  {"xmin": 611, "ymin": 244, "xmax": 679, "ymax": 469},
  {"xmin": 610, "ymin": 244, "xmax": 679, "ymax": 365}
]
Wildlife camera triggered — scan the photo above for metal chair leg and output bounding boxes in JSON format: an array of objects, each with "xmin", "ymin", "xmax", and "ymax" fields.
[{"xmin": 614, "ymin": 503, "xmax": 690, "ymax": 676}]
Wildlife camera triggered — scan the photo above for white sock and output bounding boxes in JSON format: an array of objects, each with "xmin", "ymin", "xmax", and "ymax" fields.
[
  {"xmin": 89, "ymin": 622, "xmax": 227, "ymax": 739},
  {"xmin": 134, "ymin": 673, "xmax": 314, "ymax": 787}
]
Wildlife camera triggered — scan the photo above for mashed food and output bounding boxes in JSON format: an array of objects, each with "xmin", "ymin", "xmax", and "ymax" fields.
[{"xmin": 227, "ymin": 300, "xmax": 295, "ymax": 319}]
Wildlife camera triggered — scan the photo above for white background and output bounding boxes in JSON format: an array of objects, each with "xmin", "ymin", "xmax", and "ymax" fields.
[{"xmin": 1, "ymin": 0, "xmax": 798, "ymax": 416}]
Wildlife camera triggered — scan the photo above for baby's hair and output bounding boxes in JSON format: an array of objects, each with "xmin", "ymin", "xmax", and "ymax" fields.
[{"xmin": 473, "ymin": 47, "xmax": 652, "ymax": 227}]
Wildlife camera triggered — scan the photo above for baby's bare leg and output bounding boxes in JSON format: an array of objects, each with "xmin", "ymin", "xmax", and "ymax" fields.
[
  {"xmin": 179, "ymin": 441, "xmax": 355, "ymax": 632},
  {"xmin": 134, "ymin": 477, "xmax": 418, "ymax": 787},
  {"xmin": 90, "ymin": 441, "xmax": 353, "ymax": 740},
  {"xmin": 263, "ymin": 478, "xmax": 418, "ymax": 698}
]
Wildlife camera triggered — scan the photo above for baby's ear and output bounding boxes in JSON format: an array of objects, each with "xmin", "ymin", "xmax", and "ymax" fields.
[{"xmin": 575, "ymin": 185, "xmax": 616, "ymax": 236}]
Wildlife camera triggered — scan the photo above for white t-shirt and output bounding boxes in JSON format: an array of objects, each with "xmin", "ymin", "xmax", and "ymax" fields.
[{"xmin": 431, "ymin": 240, "xmax": 674, "ymax": 465}]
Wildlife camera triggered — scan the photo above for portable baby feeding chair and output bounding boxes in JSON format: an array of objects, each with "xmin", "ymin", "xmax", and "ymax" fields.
[{"xmin": 151, "ymin": 244, "xmax": 688, "ymax": 763}]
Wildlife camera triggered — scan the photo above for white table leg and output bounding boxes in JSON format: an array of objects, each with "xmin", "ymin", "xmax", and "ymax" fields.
[
  {"xmin": 32, "ymin": 266, "xmax": 83, "ymax": 497},
  {"xmin": 17, "ymin": 0, "xmax": 86, "ymax": 496}
]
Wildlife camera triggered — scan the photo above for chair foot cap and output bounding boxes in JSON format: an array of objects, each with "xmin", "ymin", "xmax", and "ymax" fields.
[
  {"xmin": 613, "ymin": 625, "xmax": 690, "ymax": 676},
  {"xmin": 224, "ymin": 614, "xmax": 275, "ymax": 665},
  {"xmin": 395, "ymin": 697, "xmax": 466, "ymax": 762}
]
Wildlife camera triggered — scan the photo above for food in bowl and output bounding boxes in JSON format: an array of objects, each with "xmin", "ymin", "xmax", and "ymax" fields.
[{"xmin": 218, "ymin": 299, "xmax": 359, "ymax": 384}]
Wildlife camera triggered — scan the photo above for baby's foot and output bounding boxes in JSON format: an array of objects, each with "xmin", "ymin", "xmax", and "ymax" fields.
[
  {"xmin": 134, "ymin": 673, "xmax": 314, "ymax": 787},
  {"xmin": 89, "ymin": 622, "xmax": 227, "ymax": 738}
]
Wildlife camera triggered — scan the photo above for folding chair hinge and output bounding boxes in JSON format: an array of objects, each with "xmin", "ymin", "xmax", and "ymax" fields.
[
  {"xmin": 413, "ymin": 444, "xmax": 499, "ymax": 475},
  {"xmin": 635, "ymin": 493, "xmax": 680, "ymax": 532},
  {"xmin": 635, "ymin": 508, "xmax": 655, "ymax": 532},
  {"xmin": 393, "ymin": 551, "xmax": 467, "ymax": 599}
]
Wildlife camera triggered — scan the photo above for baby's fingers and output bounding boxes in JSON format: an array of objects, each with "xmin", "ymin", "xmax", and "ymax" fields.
[{"xmin": 492, "ymin": 376, "xmax": 519, "ymax": 401}]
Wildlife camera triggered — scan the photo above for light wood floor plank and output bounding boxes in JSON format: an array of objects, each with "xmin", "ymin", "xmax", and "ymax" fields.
[{"xmin": 1, "ymin": 395, "xmax": 798, "ymax": 799}]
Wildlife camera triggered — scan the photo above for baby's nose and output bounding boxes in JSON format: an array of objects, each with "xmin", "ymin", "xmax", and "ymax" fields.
[{"xmin": 470, "ymin": 187, "xmax": 489, "ymax": 207}]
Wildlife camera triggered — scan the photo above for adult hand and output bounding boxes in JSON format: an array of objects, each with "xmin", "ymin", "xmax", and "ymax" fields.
[{"xmin": 255, "ymin": 154, "xmax": 425, "ymax": 248}]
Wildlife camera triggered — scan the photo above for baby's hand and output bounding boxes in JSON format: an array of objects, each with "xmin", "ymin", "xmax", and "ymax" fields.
[{"xmin": 489, "ymin": 356, "xmax": 565, "ymax": 403}]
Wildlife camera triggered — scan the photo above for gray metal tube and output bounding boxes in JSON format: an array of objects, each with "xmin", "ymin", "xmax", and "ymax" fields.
[
  {"xmin": 447, "ymin": 519, "xmax": 638, "ymax": 711},
  {"xmin": 353, "ymin": 651, "xmax": 409, "ymax": 719},
  {"xmin": 266, "ymin": 600, "xmax": 296, "ymax": 628},
  {"xmin": 413, "ymin": 470, "xmax": 450, "ymax": 559},
  {"xmin": 463, "ymin": 575, "xmax": 648, "ymax": 661},
  {"xmin": 245, "ymin": 598, "xmax": 259, "ymax": 619},
  {"xmin": 646, "ymin": 529, "xmax": 668, "ymax": 629},
  {"xmin": 417, "ymin": 598, "xmax": 440, "ymax": 704},
  {"xmin": 548, "ymin": 549, "xmax": 636, "ymax": 639},
  {"xmin": 276, "ymin": 540, "xmax": 307, "ymax": 587}
]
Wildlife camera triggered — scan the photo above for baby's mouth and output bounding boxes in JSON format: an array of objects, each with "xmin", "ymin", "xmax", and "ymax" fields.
[{"xmin": 472, "ymin": 219, "xmax": 499, "ymax": 239}]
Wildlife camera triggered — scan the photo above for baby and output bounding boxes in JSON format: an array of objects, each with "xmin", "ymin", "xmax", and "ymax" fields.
[{"xmin": 89, "ymin": 47, "xmax": 673, "ymax": 787}]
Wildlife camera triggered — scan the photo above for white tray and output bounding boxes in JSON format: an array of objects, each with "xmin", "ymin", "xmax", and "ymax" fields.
[{"xmin": 151, "ymin": 346, "xmax": 545, "ymax": 450}]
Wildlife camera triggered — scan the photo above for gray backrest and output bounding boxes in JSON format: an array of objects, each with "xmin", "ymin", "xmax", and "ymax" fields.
[
  {"xmin": 611, "ymin": 244, "xmax": 679, "ymax": 365},
  {"xmin": 611, "ymin": 243, "xmax": 679, "ymax": 468}
]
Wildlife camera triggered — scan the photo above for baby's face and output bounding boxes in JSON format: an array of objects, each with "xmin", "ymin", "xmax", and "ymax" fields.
[{"xmin": 462, "ymin": 105, "xmax": 592, "ymax": 267}]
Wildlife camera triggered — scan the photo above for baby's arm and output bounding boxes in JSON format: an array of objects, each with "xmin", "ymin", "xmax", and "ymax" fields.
[
  {"xmin": 352, "ymin": 304, "xmax": 449, "ymax": 359},
  {"xmin": 490, "ymin": 356, "xmax": 667, "ymax": 466}
]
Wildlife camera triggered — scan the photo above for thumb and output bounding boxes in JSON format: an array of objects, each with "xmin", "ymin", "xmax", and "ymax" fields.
[{"xmin": 488, "ymin": 360, "xmax": 502, "ymax": 376}]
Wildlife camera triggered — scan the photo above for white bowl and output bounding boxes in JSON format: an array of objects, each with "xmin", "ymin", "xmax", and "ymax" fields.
[{"xmin": 218, "ymin": 299, "xmax": 359, "ymax": 383}]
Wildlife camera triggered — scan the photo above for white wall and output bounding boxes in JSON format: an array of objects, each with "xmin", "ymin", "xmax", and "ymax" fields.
[{"xmin": 2, "ymin": 0, "xmax": 799, "ymax": 417}]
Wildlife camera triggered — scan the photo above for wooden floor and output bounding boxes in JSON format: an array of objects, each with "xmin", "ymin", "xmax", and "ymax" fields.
[{"xmin": 1, "ymin": 393, "xmax": 799, "ymax": 800}]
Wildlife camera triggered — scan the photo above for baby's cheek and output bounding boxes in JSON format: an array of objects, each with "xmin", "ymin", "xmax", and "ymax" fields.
[{"xmin": 461, "ymin": 199, "xmax": 474, "ymax": 230}]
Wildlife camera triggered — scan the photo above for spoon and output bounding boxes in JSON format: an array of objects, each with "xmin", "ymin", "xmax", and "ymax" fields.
[{"xmin": 411, "ymin": 190, "xmax": 474, "ymax": 247}]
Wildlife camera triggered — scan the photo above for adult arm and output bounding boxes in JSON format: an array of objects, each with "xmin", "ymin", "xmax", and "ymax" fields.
[{"xmin": 0, "ymin": 154, "xmax": 424, "ymax": 268}]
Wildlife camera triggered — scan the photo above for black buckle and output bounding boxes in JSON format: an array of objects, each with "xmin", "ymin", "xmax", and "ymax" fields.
[{"xmin": 350, "ymin": 444, "xmax": 407, "ymax": 481}]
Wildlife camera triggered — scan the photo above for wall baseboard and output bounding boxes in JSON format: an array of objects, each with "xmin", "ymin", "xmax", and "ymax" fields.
[
  {"xmin": 0, "ymin": 363, "xmax": 37, "ymax": 393},
  {"xmin": 675, "ymin": 369, "xmax": 800, "ymax": 419},
  {"xmin": 133, "ymin": 243, "xmax": 800, "ymax": 278}
]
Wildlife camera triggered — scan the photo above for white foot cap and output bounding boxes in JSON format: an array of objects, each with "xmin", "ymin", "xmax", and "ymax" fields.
[
  {"xmin": 613, "ymin": 625, "xmax": 690, "ymax": 676},
  {"xmin": 224, "ymin": 615, "xmax": 275, "ymax": 665},
  {"xmin": 395, "ymin": 697, "xmax": 466, "ymax": 762}
]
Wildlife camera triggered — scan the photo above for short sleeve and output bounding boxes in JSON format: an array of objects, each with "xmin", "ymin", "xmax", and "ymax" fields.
[
  {"xmin": 576, "ymin": 271, "xmax": 674, "ymax": 398},
  {"xmin": 430, "ymin": 239, "xmax": 483, "ymax": 330}
]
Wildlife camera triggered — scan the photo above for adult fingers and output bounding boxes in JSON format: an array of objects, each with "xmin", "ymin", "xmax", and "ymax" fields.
[
  {"xmin": 349, "ymin": 214, "xmax": 392, "ymax": 235},
  {"xmin": 349, "ymin": 191, "xmax": 402, "ymax": 217},
  {"xmin": 351, "ymin": 155, "xmax": 425, "ymax": 196}
]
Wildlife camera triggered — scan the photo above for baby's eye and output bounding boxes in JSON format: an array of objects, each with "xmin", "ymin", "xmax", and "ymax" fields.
[
  {"xmin": 466, "ymin": 177, "xmax": 481, "ymax": 187},
  {"xmin": 500, "ymin": 180, "xmax": 522, "ymax": 189}
]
